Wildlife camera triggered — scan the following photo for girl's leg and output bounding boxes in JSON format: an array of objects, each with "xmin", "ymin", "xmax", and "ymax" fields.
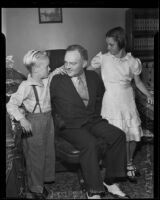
[
  {"xmin": 129, "ymin": 141, "xmax": 137, "ymax": 163},
  {"xmin": 126, "ymin": 141, "xmax": 138, "ymax": 183},
  {"xmin": 126, "ymin": 141, "xmax": 130, "ymax": 164}
]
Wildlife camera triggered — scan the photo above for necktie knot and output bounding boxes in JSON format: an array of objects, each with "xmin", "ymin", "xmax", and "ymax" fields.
[{"xmin": 77, "ymin": 76, "xmax": 83, "ymax": 84}]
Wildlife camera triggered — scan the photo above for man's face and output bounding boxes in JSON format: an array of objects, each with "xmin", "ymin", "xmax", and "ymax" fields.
[{"xmin": 64, "ymin": 50, "xmax": 86, "ymax": 77}]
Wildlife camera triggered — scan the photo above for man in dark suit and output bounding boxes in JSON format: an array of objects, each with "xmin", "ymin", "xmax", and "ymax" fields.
[{"xmin": 50, "ymin": 45, "xmax": 129, "ymax": 199}]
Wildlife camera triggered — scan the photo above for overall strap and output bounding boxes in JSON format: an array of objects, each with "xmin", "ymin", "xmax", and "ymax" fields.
[{"xmin": 32, "ymin": 85, "xmax": 42, "ymax": 113}]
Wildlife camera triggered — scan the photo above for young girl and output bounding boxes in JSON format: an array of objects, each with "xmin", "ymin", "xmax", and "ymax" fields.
[
  {"xmin": 88, "ymin": 27, "xmax": 154, "ymax": 183},
  {"xmin": 6, "ymin": 50, "xmax": 65, "ymax": 199}
]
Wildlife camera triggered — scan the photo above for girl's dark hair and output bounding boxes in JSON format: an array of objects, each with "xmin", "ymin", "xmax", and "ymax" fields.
[
  {"xmin": 66, "ymin": 44, "xmax": 88, "ymax": 61},
  {"xmin": 106, "ymin": 26, "xmax": 127, "ymax": 49}
]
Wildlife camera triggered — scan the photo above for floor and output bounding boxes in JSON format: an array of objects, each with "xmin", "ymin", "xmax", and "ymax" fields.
[{"xmin": 42, "ymin": 139, "xmax": 154, "ymax": 199}]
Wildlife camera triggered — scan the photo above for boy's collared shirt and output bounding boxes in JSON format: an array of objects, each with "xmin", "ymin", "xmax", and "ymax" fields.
[{"xmin": 7, "ymin": 74, "xmax": 52, "ymax": 121}]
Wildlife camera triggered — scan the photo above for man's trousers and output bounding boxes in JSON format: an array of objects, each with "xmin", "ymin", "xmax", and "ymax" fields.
[{"xmin": 60, "ymin": 119, "xmax": 127, "ymax": 194}]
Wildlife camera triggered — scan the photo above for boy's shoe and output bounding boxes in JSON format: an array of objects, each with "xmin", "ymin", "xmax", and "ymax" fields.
[
  {"xmin": 30, "ymin": 192, "xmax": 45, "ymax": 200},
  {"xmin": 86, "ymin": 192, "xmax": 101, "ymax": 199},
  {"xmin": 43, "ymin": 187, "xmax": 54, "ymax": 199},
  {"xmin": 44, "ymin": 181, "xmax": 55, "ymax": 185},
  {"xmin": 103, "ymin": 182, "xmax": 130, "ymax": 199},
  {"xmin": 29, "ymin": 187, "xmax": 53, "ymax": 200}
]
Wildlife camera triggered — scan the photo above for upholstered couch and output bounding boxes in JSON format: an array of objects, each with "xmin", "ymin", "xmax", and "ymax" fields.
[
  {"xmin": 135, "ymin": 87, "xmax": 154, "ymax": 138},
  {"xmin": 6, "ymin": 61, "xmax": 27, "ymax": 198},
  {"xmin": 135, "ymin": 60, "xmax": 154, "ymax": 138}
]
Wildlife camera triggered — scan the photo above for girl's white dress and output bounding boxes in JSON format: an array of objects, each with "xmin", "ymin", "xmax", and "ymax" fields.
[{"xmin": 91, "ymin": 52, "xmax": 143, "ymax": 141}]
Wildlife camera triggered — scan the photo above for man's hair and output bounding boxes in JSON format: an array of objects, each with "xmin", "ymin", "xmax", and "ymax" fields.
[
  {"xmin": 23, "ymin": 50, "xmax": 48, "ymax": 73},
  {"xmin": 106, "ymin": 26, "xmax": 127, "ymax": 49},
  {"xmin": 65, "ymin": 44, "xmax": 88, "ymax": 61}
]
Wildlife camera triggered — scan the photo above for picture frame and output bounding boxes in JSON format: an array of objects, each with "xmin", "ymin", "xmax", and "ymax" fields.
[{"xmin": 38, "ymin": 8, "xmax": 62, "ymax": 23}]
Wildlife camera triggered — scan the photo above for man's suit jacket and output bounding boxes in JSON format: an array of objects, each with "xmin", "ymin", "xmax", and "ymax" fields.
[{"xmin": 50, "ymin": 69, "xmax": 105, "ymax": 129}]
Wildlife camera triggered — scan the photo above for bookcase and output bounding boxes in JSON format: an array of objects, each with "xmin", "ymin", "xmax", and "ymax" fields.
[
  {"xmin": 126, "ymin": 8, "xmax": 158, "ymax": 88},
  {"xmin": 125, "ymin": 8, "xmax": 159, "ymax": 138},
  {"xmin": 126, "ymin": 8, "xmax": 159, "ymax": 60}
]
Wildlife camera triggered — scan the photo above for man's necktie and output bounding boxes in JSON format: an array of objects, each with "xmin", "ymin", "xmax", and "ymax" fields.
[{"xmin": 75, "ymin": 76, "xmax": 89, "ymax": 106}]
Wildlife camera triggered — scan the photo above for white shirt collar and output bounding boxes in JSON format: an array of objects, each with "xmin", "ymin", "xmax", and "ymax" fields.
[
  {"xmin": 109, "ymin": 52, "xmax": 132, "ymax": 61},
  {"xmin": 27, "ymin": 74, "xmax": 44, "ymax": 87},
  {"xmin": 71, "ymin": 71, "xmax": 85, "ymax": 81}
]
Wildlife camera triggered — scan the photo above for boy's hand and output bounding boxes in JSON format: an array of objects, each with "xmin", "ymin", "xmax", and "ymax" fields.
[
  {"xmin": 20, "ymin": 118, "xmax": 32, "ymax": 133},
  {"xmin": 55, "ymin": 65, "xmax": 67, "ymax": 75},
  {"xmin": 48, "ymin": 65, "xmax": 67, "ymax": 84}
]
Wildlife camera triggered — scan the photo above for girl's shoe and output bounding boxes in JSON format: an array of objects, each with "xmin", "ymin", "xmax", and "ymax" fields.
[{"xmin": 127, "ymin": 163, "xmax": 138, "ymax": 183}]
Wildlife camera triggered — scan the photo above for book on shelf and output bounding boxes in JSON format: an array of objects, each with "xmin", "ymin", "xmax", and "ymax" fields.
[
  {"xmin": 133, "ymin": 37, "xmax": 154, "ymax": 51},
  {"xmin": 134, "ymin": 18, "xmax": 159, "ymax": 31},
  {"xmin": 142, "ymin": 61, "xmax": 154, "ymax": 68}
]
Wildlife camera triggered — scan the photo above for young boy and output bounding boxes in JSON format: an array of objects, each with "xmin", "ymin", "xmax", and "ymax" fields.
[{"xmin": 6, "ymin": 50, "xmax": 65, "ymax": 199}]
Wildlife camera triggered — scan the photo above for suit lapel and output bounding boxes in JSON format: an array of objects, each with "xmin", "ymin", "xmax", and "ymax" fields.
[{"xmin": 84, "ymin": 70, "xmax": 93, "ymax": 107}]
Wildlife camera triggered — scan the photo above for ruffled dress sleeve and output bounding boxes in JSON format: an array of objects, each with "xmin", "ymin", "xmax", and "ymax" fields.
[
  {"xmin": 90, "ymin": 52, "xmax": 103, "ymax": 69},
  {"xmin": 131, "ymin": 57, "xmax": 142, "ymax": 76}
]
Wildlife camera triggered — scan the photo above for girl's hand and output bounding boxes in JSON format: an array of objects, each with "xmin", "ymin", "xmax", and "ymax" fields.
[{"xmin": 147, "ymin": 94, "xmax": 154, "ymax": 104}]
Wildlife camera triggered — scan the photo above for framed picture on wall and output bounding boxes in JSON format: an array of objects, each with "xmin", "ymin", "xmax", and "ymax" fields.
[{"xmin": 38, "ymin": 8, "xmax": 62, "ymax": 23}]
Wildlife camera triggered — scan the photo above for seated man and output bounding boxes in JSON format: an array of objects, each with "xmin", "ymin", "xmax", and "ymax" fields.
[{"xmin": 50, "ymin": 44, "xmax": 130, "ymax": 199}]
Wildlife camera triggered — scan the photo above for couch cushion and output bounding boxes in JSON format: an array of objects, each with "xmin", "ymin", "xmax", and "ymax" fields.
[
  {"xmin": 55, "ymin": 135, "xmax": 107, "ymax": 164},
  {"xmin": 55, "ymin": 136, "xmax": 80, "ymax": 163}
]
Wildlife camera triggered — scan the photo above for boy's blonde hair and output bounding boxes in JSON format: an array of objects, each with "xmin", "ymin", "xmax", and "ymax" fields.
[{"xmin": 23, "ymin": 50, "xmax": 48, "ymax": 73}]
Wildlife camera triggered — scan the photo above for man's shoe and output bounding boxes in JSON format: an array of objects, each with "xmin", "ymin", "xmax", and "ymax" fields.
[
  {"xmin": 86, "ymin": 192, "xmax": 101, "ymax": 199},
  {"xmin": 103, "ymin": 182, "xmax": 130, "ymax": 199}
]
